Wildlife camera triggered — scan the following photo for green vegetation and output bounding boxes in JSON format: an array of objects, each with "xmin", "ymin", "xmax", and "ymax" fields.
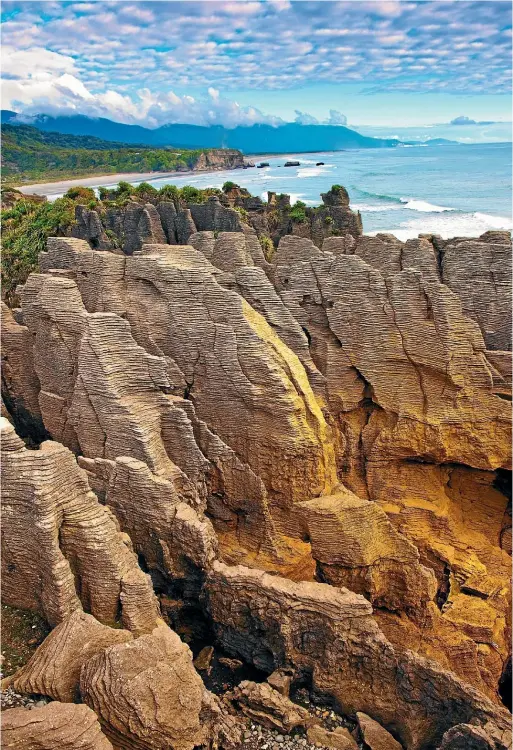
[
  {"xmin": 233, "ymin": 205, "xmax": 249, "ymax": 223},
  {"xmin": 2, "ymin": 195, "xmax": 77, "ymax": 304},
  {"xmin": 0, "ymin": 181, "xmax": 233, "ymax": 300},
  {"xmin": 289, "ymin": 200, "xmax": 307, "ymax": 223},
  {"xmin": 259, "ymin": 234, "xmax": 275, "ymax": 262},
  {"xmin": 222, "ymin": 181, "xmax": 238, "ymax": 192},
  {"xmin": 64, "ymin": 186, "xmax": 97, "ymax": 203},
  {"xmin": 1, "ymin": 123, "xmax": 212, "ymax": 183}
]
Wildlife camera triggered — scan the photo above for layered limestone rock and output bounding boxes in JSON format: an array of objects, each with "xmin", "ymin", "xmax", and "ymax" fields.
[
  {"xmin": 1, "ymin": 218, "xmax": 511, "ymax": 749},
  {"xmin": 69, "ymin": 186, "xmax": 364, "ymax": 257},
  {"xmin": 80, "ymin": 621, "xmax": 241, "ymax": 750},
  {"xmin": 1, "ymin": 417, "xmax": 159, "ymax": 632},
  {"xmin": 321, "ymin": 230, "xmax": 512, "ymax": 353},
  {"xmin": 269, "ymin": 236, "xmax": 511, "ymax": 694},
  {"xmin": 1, "ymin": 703, "xmax": 113, "ymax": 750},
  {"xmin": 7, "ymin": 611, "xmax": 133, "ymax": 702},
  {"xmin": 271, "ymin": 238, "xmax": 511, "ymax": 474},
  {"xmin": 226, "ymin": 680, "xmax": 313, "ymax": 731},
  {"xmin": 23, "ymin": 238, "xmax": 338, "ymax": 544},
  {"xmin": 298, "ymin": 489, "xmax": 437, "ymax": 617},
  {"xmin": 439, "ymin": 232, "xmax": 512, "ymax": 351},
  {"xmin": 438, "ymin": 720, "xmax": 512, "ymax": 750},
  {"xmin": 205, "ymin": 562, "xmax": 511, "ymax": 750},
  {"xmin": 1, "ymin": 302, "xmax": 46, "ymax": 440}
]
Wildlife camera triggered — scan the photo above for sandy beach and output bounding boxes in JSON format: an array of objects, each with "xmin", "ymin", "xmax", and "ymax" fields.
[{"xmin": 13, "ymin": 169, "xmax": 211, "ymax": 197}]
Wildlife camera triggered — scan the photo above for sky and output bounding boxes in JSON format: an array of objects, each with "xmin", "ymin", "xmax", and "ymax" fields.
[{"xmin": 1, "ymin": 0, "xmax": 512, "ymax": 141}]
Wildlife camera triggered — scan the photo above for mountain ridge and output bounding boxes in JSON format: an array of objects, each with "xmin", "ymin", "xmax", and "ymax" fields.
[{"xmin": 1, "ymin": 110, "xmax": 401, "ymax": 153}]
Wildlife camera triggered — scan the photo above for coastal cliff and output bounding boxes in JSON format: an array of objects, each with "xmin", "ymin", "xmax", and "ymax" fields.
[{"xmin": 1, "ymin": 183, "xmax": 511, "ymax": 750}]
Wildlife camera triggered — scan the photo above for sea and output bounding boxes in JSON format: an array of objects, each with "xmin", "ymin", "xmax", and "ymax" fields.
[{"xmin": 65, "ymin": 142, "xmax": 513, "ymax": 240}]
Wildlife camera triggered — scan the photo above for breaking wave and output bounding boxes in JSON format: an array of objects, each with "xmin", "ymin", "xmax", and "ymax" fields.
[
  {"xmin": 400, "ymin": 198, "xmax": 454, "ymax": 213},
  {"xmin": 368, "ymin": 211, "xmax": 512, "ymax": 241}
]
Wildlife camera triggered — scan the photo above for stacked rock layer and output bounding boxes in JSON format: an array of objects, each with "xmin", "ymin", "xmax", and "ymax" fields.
[{"xmin": 2, "ymin": 189, "xmax": 511, "ymax": 750}]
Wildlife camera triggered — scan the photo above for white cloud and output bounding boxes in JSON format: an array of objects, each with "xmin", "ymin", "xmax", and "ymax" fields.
[
  {"xmin": 325, "ymin": 109, "xmax": 348, "ymax": 126},
  {"xmin": 1, "ymin": 0, "xmax": 511, "ymax": 127},
  {"xmin": 1, "ymin": 48, "xmax": 284, "ymax": 128},
  {"xmin": 294, "ymin": 110, "xmax": 319, "ymax": 125}
]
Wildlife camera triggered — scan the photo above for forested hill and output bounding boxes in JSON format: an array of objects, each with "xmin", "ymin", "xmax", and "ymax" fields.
[{"xmin": 1, "ymin": 123, "xmax": 244, "ymax": 183}]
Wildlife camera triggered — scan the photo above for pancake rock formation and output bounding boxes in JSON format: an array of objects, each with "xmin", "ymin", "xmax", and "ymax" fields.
[{"xmin": 1, "ymin": 184, "xmax": 511, "ymax": 750}]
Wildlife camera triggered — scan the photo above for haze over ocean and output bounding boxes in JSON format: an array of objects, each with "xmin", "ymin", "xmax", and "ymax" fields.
[{"xmin": 75, "ymin": 141, "xmax": 511, "ymax": 240}]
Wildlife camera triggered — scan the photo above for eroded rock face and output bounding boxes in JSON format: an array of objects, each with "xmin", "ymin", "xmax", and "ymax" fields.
[
  {"xmin": 440, "ymin": 233, "xmax": 512, "ymax": 351},
  {"xmin": 205, "ymin": 561, "xmax": 511, "ymax": 750},
  {"xmin": 8, "ymin": 611, "xmax": 132, "ymax": 702},
  {"xmin": 298, "ymin": 490, "xmax": 437, "ymax": 617},
  {"xmin": 226, "ymin": 680, "xmax": 313, "ymax": 731},
  {"xmin": 1, "ymin": 702, "xmax": 113, "ymax": 750},
  {"xmin": 1, "ymin": 417, "xmax": 159, "ymax": 633},
  {"xmin": 80, "ymin": 621, "xmax": 240, "ymax": 750},
  {"xmin": 22, "ymin": 238, "xmax": 338, "ymax": 546},
  {"xmin": 1, "ymin": 302, "xmax": 46, "ymax": 441},
  {"xmin": 438, "ymin": 720, "xmax": 513, "ymax": 750},
  {"xmin": 1, "ymin": 219, "xmax": 511, "ymax": 750}
]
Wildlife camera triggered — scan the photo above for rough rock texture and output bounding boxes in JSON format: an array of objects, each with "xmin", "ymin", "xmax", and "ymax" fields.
[
  {"xmin": 307, "ymin": 725, "xmax": 359, "ymax": 750},
  {"xmin": 438, "ymin": 721, "xmax": 513, "ymax": 750},
  {"xmin": 80, "ymin": 621, "xmax": 241, "ymax": 750},
  {"xmin": 322, "ymin": 230, "xmax": 512, "ymax": 353},
  {"xmin": 1, "ymin": 302, "xmax": 46, "ymax": 441},
  {"xmin": 439, "ymin": 233, "xmax": 512, "ymax": 351},
  {"xmin": 1, "ymin": 203, "xmax": 511, "ymax": 750},
  {"xmin": 25, "ymin": 238, "xmax": 338, "ymax": 546},
  {"xmin": 1, "ymin": 702, "xmax": 113, "ymax": 750},
  {"xmin": 205, "ymin": 562, "xmax": 511, "ymax": 750},
  {"xmin": 8, "ymin": 611, "xmax": 132, "ymax": 702},
  {"xmin": 1, "ymin": 417, "xmax": 159, "ymax": 632},
  {"xmin": 226, "ymin": 680, "xmax": 313, "ymax": 731},
  {"xmin": 298, "ymin": 490, "xmax": 437, "ymax": 617},
  {"xmin": 357, "ymin": 712, "xmax": 403, "ymax": 750}
]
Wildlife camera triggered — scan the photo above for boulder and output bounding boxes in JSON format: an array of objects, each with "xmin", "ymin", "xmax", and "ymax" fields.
[
  {"xmin": 8, "ymin": 611, "xmax": 132, "ymax": 702},
  {"xmin": 1, "ymin": 703, "xmax": 113, "ymax": 750},
  {"xmin": 357, "ymin": 712, "xmax": 403, "ymax": 750},
  {"xmin": 80, "ymin": 621, "xmax": 240, "ymax": 750},
  {"xmin": 307, "ymin": 725, "xmax": 359, "ymax": 750},
  {"xmin": 226, "ymin": 680, "xmax": 313, "ymax": 732}
]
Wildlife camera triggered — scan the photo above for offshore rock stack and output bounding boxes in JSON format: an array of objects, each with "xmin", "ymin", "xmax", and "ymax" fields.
[{"xmin": 1, "ymin": 185, "xmax": 511, "ymax": 750}]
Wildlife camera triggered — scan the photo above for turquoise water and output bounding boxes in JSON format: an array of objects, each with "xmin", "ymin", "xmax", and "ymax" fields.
[{"xmin": 108, "ymin": 142, "xmax": 512, "ymax": 239}]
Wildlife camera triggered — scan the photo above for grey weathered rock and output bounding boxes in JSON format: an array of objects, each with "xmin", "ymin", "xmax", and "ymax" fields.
[
  {"xmin": 1, "ymin": 417, "xmax": 159, "ymax": 633},
  {"xmin": 440, "ymin": 234, "xmax": 512, "ymax": 350}
]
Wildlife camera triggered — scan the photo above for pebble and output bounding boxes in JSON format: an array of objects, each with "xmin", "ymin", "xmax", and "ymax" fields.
[{"xmin": 1, "ymin": 687, "xmax": 49, "ymax": 712}]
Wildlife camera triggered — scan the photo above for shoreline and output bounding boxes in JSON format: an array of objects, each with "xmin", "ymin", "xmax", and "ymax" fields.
[
  {"xmin": 11, "ymin": 152, "xmax": 343, "ymax": 196},
  {"xmin": 12, "ymin": 165, "xmax": 246, "ymax": 197}
]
